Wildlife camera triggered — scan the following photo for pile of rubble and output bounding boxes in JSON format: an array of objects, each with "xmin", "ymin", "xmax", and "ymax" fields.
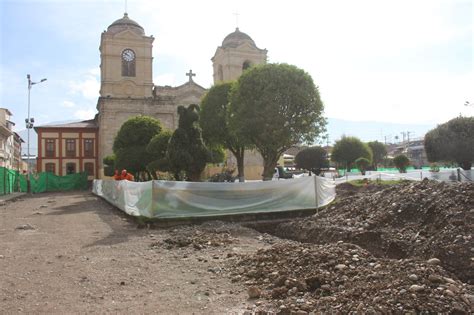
[
  {"xmin": 271, "ymin": 180, "xmax": 473, "ymax": 283},
  {"xmin": 151, "ymin": 222, "xmax": 241, "ymax": 250},
  {"xmin": 230, "ymin": 241, "xmax": 473, "ymax": 313}
]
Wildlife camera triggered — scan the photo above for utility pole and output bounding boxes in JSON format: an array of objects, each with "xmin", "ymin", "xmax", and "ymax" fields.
[{"xmin": 407, "ymin": 131, "xmax": 411, "ymax": 158}]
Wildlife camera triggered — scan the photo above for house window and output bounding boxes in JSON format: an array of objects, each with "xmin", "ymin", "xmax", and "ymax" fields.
[
  {"xmin": 66, "ymin": 139, "xmax": 76, "ymax": 157},
  {"xmin": 45, "ymin": 163, "xmax": 55, "ymax": 174},
  {"xmin": 84, "ymin": 162, "xmax": 94, "ymax": 176},
  {"xmin": 66, "ymin": 162, "xmax": 76, "ymax": 175},
  {"xmin": 84, "ymin": 139, "xmax": 94, "ymax": 157},
  {"xmin": 46, "ymin": 139, "xmax": 55, "ymax": 158}
]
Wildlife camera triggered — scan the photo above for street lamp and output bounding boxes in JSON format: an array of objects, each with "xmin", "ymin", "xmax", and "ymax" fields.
[{"xmin": 26, "ymin": 74, "xmax": 47, "ymax": 193}]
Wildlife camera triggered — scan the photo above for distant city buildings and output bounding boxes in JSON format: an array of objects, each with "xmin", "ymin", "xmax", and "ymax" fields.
[
  {"xmin": 0, "ymin": 108, "xmax": 24, "ymax": 171},
  {"xmin": 387, "ymin": 137, "xmax": 429, "ymax": 168}
]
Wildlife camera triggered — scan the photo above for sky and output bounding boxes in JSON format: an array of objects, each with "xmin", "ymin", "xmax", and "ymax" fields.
[{"xmin": 1, "ymin": 0, "xmax": 473, "ymax": 145}]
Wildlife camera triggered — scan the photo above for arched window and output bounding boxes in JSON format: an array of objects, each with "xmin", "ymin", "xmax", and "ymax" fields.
[
  {"xmin": 242, "ymin": 61, "xmax": 252, "ymax": 71},
  {"xmin": 121, "ymin": 48, "xmax": 136, "ymax": 77}
]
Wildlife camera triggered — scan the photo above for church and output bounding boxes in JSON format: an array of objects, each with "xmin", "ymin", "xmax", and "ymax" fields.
[{"xmin": 35, "ymin": 13, "xmax": 267, "ymax": 179}]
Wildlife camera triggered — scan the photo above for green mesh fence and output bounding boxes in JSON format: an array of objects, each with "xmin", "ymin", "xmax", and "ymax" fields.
[
  {"xmin": 14, "ymin": 172, "xmax": 89, "ymax": 193},
  {"xmin": 0, "ymin": 167, "xmax": 21, "ymax": 195}
]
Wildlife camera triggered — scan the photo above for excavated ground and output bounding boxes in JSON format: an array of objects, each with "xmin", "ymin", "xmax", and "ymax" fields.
[
  {"xmin": 1, "ymin": 180, "xmax": 473, "ymax": 314},
  {"xmin": 232, "ymin": 179, "xmax": 473, "ymax": 313}
]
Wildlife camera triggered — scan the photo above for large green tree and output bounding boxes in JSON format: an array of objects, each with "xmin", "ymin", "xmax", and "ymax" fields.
[
  {"xmin": 167, "ymin": 104, "xmax": 210, "ymax": 181},
  {"xmin": 113, "ymin": 115, "xmax": 162, "ymax": 179},
  {"xmin": 424, "ymin": 116, "xmax": 474, "ymax": 170},
  {"xmin": 367, "ymin": 141, "xmax": 387, "ymax": 170},
  {"xmin": 294, "ymin": 146, "xmax": 328, "ymax": 175},
  {"xmin": 200, "ymin": 82, "xmax": 248, "ymax": 182},
  {"xmin": 331, "ymin": 136, "xmax": 372, "ymax": 171},
  {"xmin": 146, "ymin": 129, "xmax": 173, "ymax": 179},
  {"xmin": 229, "ymin": 63, "xmax": 326, "ymax": 180}
]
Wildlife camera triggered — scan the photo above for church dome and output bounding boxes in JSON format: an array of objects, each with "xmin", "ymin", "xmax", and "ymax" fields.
[
  {"xmin": 107, "ymin": 13, "xmax": 145, "ymax": 35},
  {"xmin": 222, "ymin": 28, "xmax": 256, "ymax": 48}
]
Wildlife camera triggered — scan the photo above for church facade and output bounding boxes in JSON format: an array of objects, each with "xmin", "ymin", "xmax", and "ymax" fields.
[{"xmin": 36, "ymin": 13, "xmax": 267, "ymax": 179}]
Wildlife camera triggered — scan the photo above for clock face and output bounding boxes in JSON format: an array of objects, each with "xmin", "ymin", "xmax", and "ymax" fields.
[{"xmin": 122, "ymin": 49, "xmax": 135, "ymax": 62}]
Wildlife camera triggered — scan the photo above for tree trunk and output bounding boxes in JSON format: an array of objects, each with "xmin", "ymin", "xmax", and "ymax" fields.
[
  {"xmin": 262, "ymin": 157, "xmax": 278, "ymax": 181},
  {"xmin": 459, "ymin": 161, "xmax": 472, "ymax": 171},
  {"xmin": 147, "ymin": 170, "xmax": 156, "ymax": 180},
  {"xmin": 236, "ymin": 153, "xmax": 245, "ymax": 182},
  {"xmin": 188, "ymin": 172, "xmax": 201, "ymax": 182}
]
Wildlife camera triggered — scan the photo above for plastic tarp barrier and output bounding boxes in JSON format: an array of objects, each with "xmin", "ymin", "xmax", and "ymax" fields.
[
  {"xmin": 334, "ymin": 168, "xmax": 473, "ymax": 183},
  {"xmin": 93, "ymin": 180, "xmax": 153, "ymax": 217},
  {"xmin": 93, "ymin": 176, "xmax": 336, "ymax": 219}
]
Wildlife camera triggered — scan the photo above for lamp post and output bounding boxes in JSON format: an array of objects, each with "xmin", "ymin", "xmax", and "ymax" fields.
[{"xmin": 26, "ymin": 74, "xmax": 47, "ymax": 193}]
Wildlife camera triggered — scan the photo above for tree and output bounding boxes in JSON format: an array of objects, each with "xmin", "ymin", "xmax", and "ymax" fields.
[
  {"xmin": 146, "ymin": 129, "xmax": 173, "ymax": 179},
  {"xmin": 200, "ymin": 82, "xmax": 248, "ymax": 182},
  {"xmin": 355, "ymin": 157, "xmax": 371, "ymax": 175},
  {"xmin": 393, "ymin": 154, "xmax": 410, "ymax": 173},
  {"xmin": 294, "ymin": 146, "xmax": 328, "ymax": 175},
  {"xmin": 367, "ymin": 141, "xmax": 387, "ymax": 170},
  {"xmin": 103, "ymin": 154, "xmax": 116, "ymax": 177},
  {"xmin": 113, "ymin": 115, "xmax": 162, "ymax": 180},
  {"xmin": 229, "ymin": 63, "xmax": 326, "ymax": 180},
  {"xmin": 424, "ymin": 116, "xmax": 474, "ymax": 170},
  {"xmin": 167, "ymin": 104, "xmax": 210, "ymax": 181},
  {"xmin": 331, "ymin": 136, "xmax": 372, "ymax": 171}
]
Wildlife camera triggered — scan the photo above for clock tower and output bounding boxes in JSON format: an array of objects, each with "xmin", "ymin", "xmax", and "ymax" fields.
[{"xmin": 99, "ymin": 13, "xmax": 154, "ymax": 98}]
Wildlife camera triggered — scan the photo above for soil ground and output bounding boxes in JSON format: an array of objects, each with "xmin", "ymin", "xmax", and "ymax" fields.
[
  {"xmin": 0, "ymin": 191, "xmax": 265, "ymax": 314},
  {"xmin": 1, "ymin": 182, "xmax": 473, "ymax": 314}
]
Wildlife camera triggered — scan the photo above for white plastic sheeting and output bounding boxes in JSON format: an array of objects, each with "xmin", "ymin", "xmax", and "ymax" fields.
[
  {"xmin": 332, "ymin": 169, "xmax": 473, "ymax": 184},
  {"xmin": 92, "ymin": 176, "xmax": 336, "ymax": 219}
]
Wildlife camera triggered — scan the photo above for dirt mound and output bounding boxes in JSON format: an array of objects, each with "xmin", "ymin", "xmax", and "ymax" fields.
[
  {"xmin": 270, "ymin": 180, "xmax": 474, "ymax": 283},
  {"xmin": 230, "ymin": 241, "xmax": 473, "ymax": 313},
  {"xmin": 150, "ymin": 221, "xmax": 248, "ymax": 250}
]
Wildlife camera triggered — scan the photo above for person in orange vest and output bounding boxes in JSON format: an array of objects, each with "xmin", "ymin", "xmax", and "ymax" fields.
[
  {"xmin": 121, "ymin": 169, "xmax": 134, "ymax": 181},
  {"xmin": 113, "ymin": 170, "xmax": 122, "ymax": 180}
]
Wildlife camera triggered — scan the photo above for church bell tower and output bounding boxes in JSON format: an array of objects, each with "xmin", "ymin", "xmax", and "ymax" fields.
[
  {"xmin": 99, "ymin": 13, "xmax": 154, "ymax": 98},
  {"xmin": 212, "ymin": 28, "xmax": 267, "ymax": 84}
]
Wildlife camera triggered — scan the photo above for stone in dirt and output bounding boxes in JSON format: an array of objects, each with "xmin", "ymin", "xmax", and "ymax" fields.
[
  {"xmin": 248, "ymin": 286, "xmax": 261, "ymax": 299},
  {"xmin": 15, "ymin": 224, "xmax": 35, "ymax": 230}
]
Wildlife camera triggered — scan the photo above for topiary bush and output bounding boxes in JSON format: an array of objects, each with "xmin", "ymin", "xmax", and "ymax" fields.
[{"xmin": 393, "ymin": 154, "xmax": 410, "ymax": 173}]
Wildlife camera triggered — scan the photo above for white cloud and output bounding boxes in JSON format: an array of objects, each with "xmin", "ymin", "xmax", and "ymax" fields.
[
  {"xmin": 62, "ymin": 100, "xmax": 75, "ymax": 108},
  {"xmin": 154, "ymin": 73, "xmax": 178, "ymax": 86},
  {"xmin": 74, "ymin": 108, "xmax": 96, "ymax": 120},
  {"xmin": 69, "ymin": 70, "xmax": 100, "ymax": 100},
  {"xmin": 88, "ymin": 67, "xmax": 100, "ymax": 76}
]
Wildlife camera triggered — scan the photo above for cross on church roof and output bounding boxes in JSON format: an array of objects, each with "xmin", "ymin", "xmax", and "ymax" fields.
[{"xmin": 186, "ymin": 70, "xmax": 196, "ymax": 82}]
